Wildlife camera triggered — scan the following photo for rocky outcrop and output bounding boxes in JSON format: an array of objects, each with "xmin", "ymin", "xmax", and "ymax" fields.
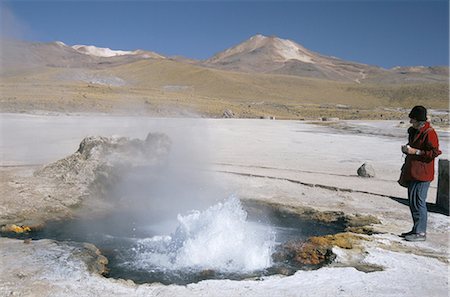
[
  {"xmin": 35, "ymin": 132, "xmax": 171, "ymax": 209},
  {"xmin": 0, "ymin": 133, "xmax": 171, "ymax": 226},
  {"xmin": 35, "ymin": 133, "xmax": 170, "ymax": 199}
]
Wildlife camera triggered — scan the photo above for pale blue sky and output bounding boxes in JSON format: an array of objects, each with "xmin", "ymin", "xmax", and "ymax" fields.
[{"xmin": 1, "ymin": 0, "xmax": 448, "ymax": 68}]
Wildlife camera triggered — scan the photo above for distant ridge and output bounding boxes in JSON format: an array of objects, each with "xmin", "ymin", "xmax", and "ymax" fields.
[
  {"xmin": 1, "ymin": 36, "xmax": 448, "ymax": 84},
  {"xmin": 0, "ymin": 39, "xmax": 165, "ymax": 72},
  {"xmin": 0, "ymin": 37, "xmax": 448, "ymax": 118},
  {"xmin": 202, "ymin": 34, "xmax": 448, "ymax": 83}
]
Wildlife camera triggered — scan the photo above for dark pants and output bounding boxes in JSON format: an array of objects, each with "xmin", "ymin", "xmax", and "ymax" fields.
[{"xmin": 408, "ymin": 181, "xmax": 431, "ymax": 234}]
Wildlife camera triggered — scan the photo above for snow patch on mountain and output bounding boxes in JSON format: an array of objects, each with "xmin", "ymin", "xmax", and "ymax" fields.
[
  {"xmin": 71, "ymin": 44, "xmax": 165, "ymax": 59},
  {"xmin": 72, "ymin": 45, "xmax": 137, "ymax": 57},
  {"xmin": 54, "ymin": 41, "xmax": 67, "ymax": 47},
  {"xmin": 273, "ymin": 38, "xmax": 314, "ymax": 63}
]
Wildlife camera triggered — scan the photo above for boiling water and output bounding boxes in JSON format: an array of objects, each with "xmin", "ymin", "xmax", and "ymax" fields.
[{"xmin": 129, "ymin": 196, "xmax": 275, "ymax": 272}]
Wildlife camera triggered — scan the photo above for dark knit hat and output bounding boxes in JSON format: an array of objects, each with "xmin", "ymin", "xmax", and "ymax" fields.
[{"xmin": 409, "ymin": 105, "xmax": 427, "ymax": 121}]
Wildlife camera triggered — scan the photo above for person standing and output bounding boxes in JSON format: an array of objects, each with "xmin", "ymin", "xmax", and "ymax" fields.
[{"xmin": 400, "ymin": 105, "xmax": 441, "ymax": 242}]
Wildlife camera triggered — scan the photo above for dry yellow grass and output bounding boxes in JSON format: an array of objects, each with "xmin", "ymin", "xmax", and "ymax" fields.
[{"xmin": 0, "ymin": 59, "xmax": 448, "ymax": 119}]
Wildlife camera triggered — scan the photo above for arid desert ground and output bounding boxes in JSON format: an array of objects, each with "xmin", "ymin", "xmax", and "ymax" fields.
[{"xmin": 0, "ymin": 113, "xmax": 449, "ymax": 296}]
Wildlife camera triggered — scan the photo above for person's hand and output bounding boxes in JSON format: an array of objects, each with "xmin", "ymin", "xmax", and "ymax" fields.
[
  {"xmin": 407, "ymin": 146, "xmax": 421, "ymax": 155},
  {"xmin": 402, "ymin": 145, "xmax": 421, "ymax": 155},
  {"xmin": 401, "ymin": 145, "xmax": 409, "ymax": 154}
]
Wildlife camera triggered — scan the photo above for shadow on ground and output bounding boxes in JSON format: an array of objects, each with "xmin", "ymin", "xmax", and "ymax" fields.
[{"xmin": 389, "ymin": 196, "xmax": 449, "ymax": 216}]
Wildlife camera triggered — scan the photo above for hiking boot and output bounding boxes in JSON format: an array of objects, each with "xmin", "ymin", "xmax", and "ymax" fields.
[
  {"xmin": 405, "ymin": 233, "xmax": 426, "ymax": 242},
  {"xmin": 400, "ymin": 230, "xmax": 415, "ymax": 238}
]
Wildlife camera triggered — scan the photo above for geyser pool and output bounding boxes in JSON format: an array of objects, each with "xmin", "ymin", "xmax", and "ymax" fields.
[
  {"xmin": 2, "ymin": 196, "xmax": 346, "ymax": 285},
  {"xmin": 113, "ymin": 196, "xmax": 276, "ymax": 284}
]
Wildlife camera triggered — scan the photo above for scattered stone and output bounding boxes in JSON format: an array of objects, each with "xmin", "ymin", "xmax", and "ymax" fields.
[
  {"xmin": 357, "ymin": 163, "xmax": 375, "ymax": 178},
  {"xmin": 222, "ymin": 109, "xmax": 235, "ymax": 118},
  {"xmin": 82, "ymin": 243, "xmax": 109, "ymax": 275}
]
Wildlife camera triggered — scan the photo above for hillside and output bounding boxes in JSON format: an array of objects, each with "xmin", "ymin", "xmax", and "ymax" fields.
[
  {"xmin": 0, "ymin": 37, "xmax": 448, "ymax": 120},
  {"xmin": 203, "ymin": 34, "xmax": 448, "ymax": 84}
]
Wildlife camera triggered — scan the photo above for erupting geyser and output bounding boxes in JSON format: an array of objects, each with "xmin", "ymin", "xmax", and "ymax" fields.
[{"xmin": 129, "ymin": 195, "xmax": 275, "ymax": 273}]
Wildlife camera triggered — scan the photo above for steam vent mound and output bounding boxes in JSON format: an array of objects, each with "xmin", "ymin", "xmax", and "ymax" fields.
[{"xmin": 2, "ymin": 133, "xmax": 172, "ymax": 224}]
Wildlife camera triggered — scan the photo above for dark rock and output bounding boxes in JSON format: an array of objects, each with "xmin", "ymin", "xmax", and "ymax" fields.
[{"xmin": 357, "ymin": 163, "xmax": 375, "ymax": 178}]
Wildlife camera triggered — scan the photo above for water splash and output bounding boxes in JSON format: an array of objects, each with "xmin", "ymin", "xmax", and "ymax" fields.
[{"xmin": 130, "ymin": 195, "xmax": 275, "ymax": 273}]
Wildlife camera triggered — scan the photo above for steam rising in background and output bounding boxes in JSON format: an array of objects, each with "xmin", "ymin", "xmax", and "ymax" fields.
[
  {"xmin": 1, "ymin": 4, "xmax": 26, "ymax": 71},
  {"xmin": 0, "ymin": 3, "xmax": 32, "ymax": 41}
]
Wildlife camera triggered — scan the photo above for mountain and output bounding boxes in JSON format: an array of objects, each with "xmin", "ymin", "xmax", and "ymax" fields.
[
  {"xmin": 0, "ymin": 39, "xmax": 165, "ymax": 74},
  {"xmin": 2, "ymin": 36, "xmax": 447, "ymax": 83},
  {"xmin": 207, "ymin": 34, "xmax": 317, "ymax": 65},
  {"xmin": 203, "ymin": 34, "xmax": 448, "ymax": 83},
  {"xmin": 202, "ymin": 34, "xmax": 380, "ymax": 82}
]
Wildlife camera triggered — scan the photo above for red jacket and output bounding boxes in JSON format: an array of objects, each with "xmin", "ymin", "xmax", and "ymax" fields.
[{"xmin": 404, "ymin": 122, "xmax": 441, "ymax": 182}]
